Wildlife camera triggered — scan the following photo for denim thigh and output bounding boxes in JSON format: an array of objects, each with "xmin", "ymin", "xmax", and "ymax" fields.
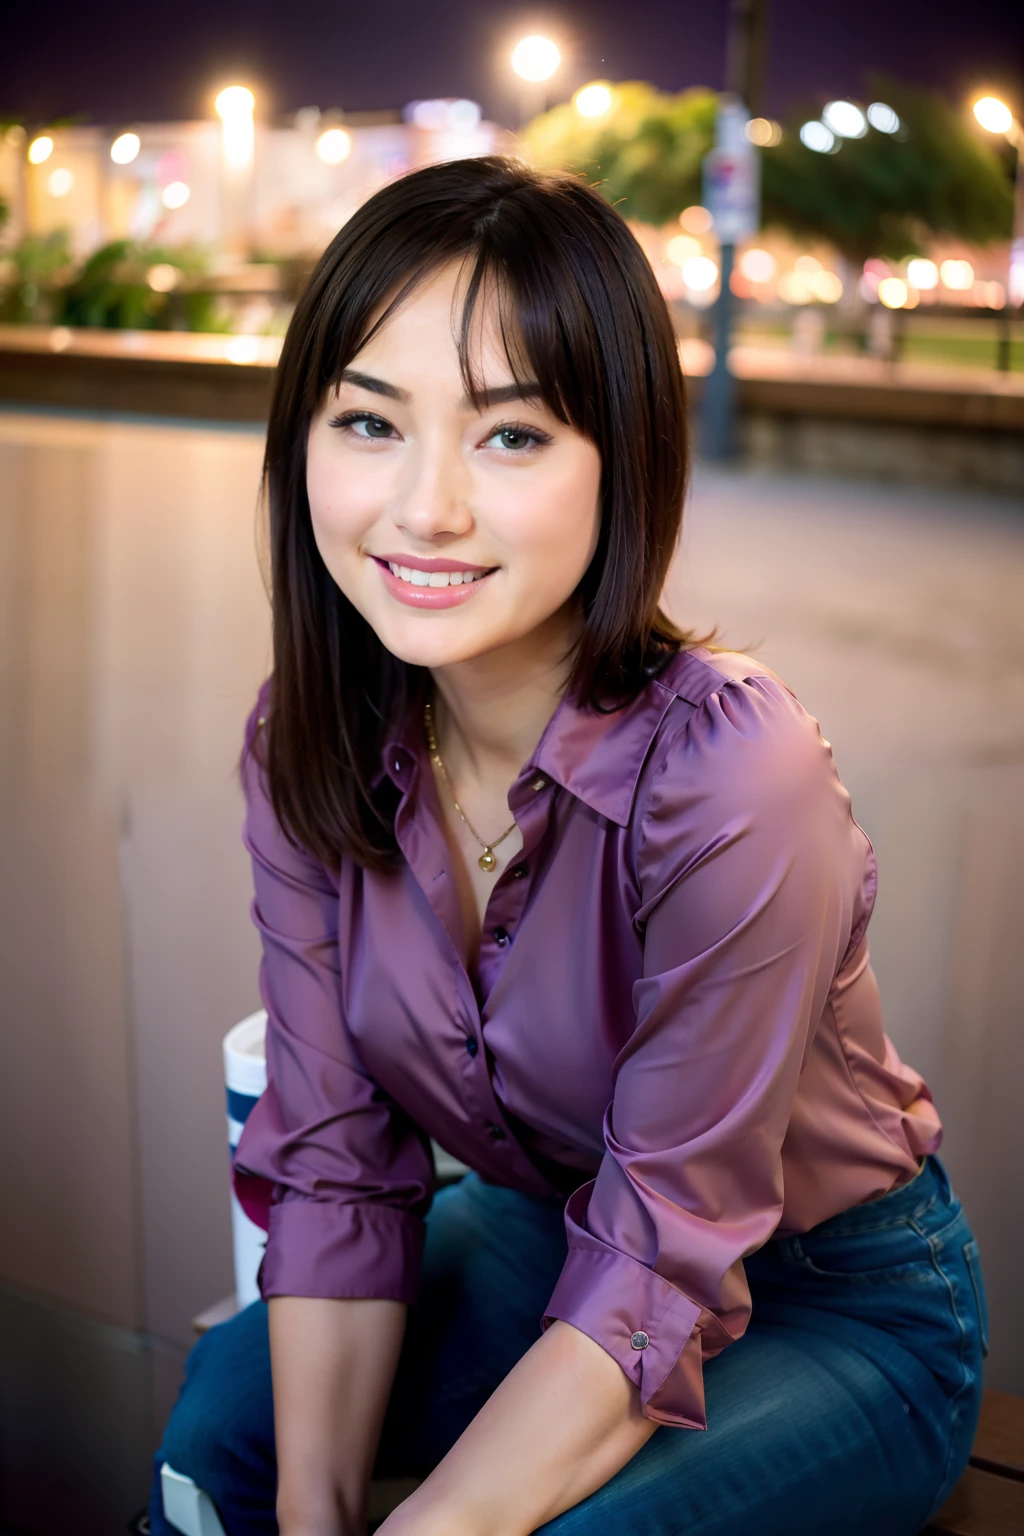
[{"xmin": 538, "ymin": 1156, "xmax": 988, "ymax": 1536}]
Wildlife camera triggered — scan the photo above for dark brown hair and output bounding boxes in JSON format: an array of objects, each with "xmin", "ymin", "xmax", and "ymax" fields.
[{"xmin": 258, "ymin": 155, "xmax": 691, "ymax": 871}]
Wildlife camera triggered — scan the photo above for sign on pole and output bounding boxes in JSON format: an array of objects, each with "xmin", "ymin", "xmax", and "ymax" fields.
[{"xmin": 702, "ymin": 101, "xmax": 760, "ymax": 243}]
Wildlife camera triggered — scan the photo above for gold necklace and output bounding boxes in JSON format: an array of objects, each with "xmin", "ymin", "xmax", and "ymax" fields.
[{"xmin": 423, "ymin": 701, "xmax": 517, "ymax": 873}]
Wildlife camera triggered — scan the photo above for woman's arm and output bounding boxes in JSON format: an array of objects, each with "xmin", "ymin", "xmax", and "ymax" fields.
[
  {"xmin": 271, "ymin": 1295, "xmax": 407, "ymax": 1536},
  {"xmin": 377, "ymin": 1320, "xmax": 656, "ymax": 1536}
]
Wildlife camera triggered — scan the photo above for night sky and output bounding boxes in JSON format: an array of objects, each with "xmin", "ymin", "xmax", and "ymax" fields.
[{"xmin": 3, "ymin": 0, "xmax": 1022, "ymax": 128}]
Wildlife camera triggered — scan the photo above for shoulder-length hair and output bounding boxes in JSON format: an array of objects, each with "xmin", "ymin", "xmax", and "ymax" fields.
[{"xmin": 259, "ymin": 154, "xmax": 691, "ymax": 872}]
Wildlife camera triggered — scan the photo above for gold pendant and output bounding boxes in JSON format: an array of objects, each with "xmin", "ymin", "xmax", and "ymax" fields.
[{"xmin": 478, "ymin": 847, "xmax": 497, "ymax": 872}]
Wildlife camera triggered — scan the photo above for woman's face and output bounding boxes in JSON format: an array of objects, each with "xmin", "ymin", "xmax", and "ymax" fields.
[{"xmin": 305, "ymin": 262, "xmax": 602, "ymax": 673}]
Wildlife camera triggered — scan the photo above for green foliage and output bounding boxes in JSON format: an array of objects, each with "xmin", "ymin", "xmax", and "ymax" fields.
[
  {"xmin": 0, "ymin": 230, "xmax": 74, "ymax": 322},
  {"xmin": 762, "ymin": 78, "xmax": 1013, "ymax": 261},
  {"xmin": 52, "ymin": 240, "xmax": 219, "ymax": 331},
  {"xmin": 0, "ymin": 236, "xmax": 220, "ymax": 329},
  {"xmin": 525, "ymin": 83, "xmax": 718, "ymax": 225},
  {"xmin": 524, "ymin": 77, "xmax": 1014, "ymax": 262}
]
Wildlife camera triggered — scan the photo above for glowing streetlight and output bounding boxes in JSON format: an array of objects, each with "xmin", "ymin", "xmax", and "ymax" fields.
[
  {"xmin": 28, "ymin": 135, "xmax": 54, "ymax": 164},
  {"xmin": 162, "ymin": 181, "xmax": 191, "ymax": 210},
  {"xmin": 974, "ymin": 96, "xmax": 1013, "ymax": 136},
  {"xmin": 316, "ymin": 127, "xmax": 352, "ymax": 164},
  {"xmin": 822, "ymin": 101, "xmax": 867, "ymax": 138},
  {"xmin": 745, "ymin": 117, "xmax": 781, "ymax": 147},
  {"xmin": 216, "ymin": 84, "xmax": 256, "ymax": 169},
  {"xmin": 878, "ymin": 277, "xmax": 908, "ymax": 309},
  {"xmin": 574, "ymin": 82, "xmax": 613, "ymax": 119},
  {"xmin": 800, "ymin": 121, "xmax": 835, "ymax": 153},
  {"xmin": 907, "ymin": 258, "xmax": 938, "ymax": 290},
  {"xmin": 110, "ymin": 132, "xmax": 141, "ymax": 165},
  {"xmin": 47, "ymin": 167, "xmax": 74, "ymax": 198},
  {"xmin": 511, "ymin": 36, "xmax": 561, "ymax": 83},
  {"xmin": 867, "ymin": 103, "xmax": 900, "ymax": 134}
]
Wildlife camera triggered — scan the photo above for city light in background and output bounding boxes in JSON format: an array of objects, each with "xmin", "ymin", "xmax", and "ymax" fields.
[
  {"xmin": 822, "ymin": 100, "xmax": 867, "ymax": 138},
  {"xmin": 161, "ymin": 180, "xmax": 190, "ymax": 209},
  {"xmin": 215, "ymin": 85, "xmax": 256, "ymax": 169},
  {"xmin": 28, "ymin": 135, "xmax": 54, "ymax": 164},
  {"xmin": 679, "ymin": 204, "xmax": 714, "ymax": 234},
  {"xmin": 800, "ymin": 121, "xmax": 836, "ymax": 153},
  {"xmin": 110, "ymin": 132, "xmax": 140, "ymax": 165},
  {"xmin": 745, "ymin": 117, "xmax": 782, "ymax": 146},
  {"xmin": 973, "ymin": 96, "xmax": 1014, "ymax": 135},
  {"xmin": 574, "ymin": 83, "xmax": 614, "ymax": 119},
  {"xmin": 866, "ymin": 102, "xmax": 901, "ymax": 133},
  {"xmin": 315, "ymin": 126, "xmax": 352, "ymax": 164},
  {"xmin": 510, "ymin": 36, "xmax": 561, "ymax": 83},
  {"xmin": 47, "ymin": 167, "xmax": 74, "ymax": 198}
]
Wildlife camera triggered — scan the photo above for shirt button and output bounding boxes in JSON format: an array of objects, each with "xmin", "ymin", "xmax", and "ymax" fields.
[
  {"xmin": 493, "ymin": 926, "xmax": 509, "ymax": 946},
  {"xmin": 465, "ymin": 1036, "xmax": 479, "ymax": 1057},
  {"xmin": 486, "ymin": 1121, "xmax": 507, "ymax": 1141},
  {"xmin": 630, "ymin": 1331, "xmax": 650, "ymax": 1351},
  {"xmin": 531, "ymin": 776, "xmax": 546, "ymax": 792},
  {"xmin": 511, "ymin": 861, "xmax": 529, "ymax": 879}
]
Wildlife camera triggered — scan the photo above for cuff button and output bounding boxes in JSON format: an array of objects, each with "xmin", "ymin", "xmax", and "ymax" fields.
[{"xmin": 630, "ymin": 1331, "xmax": 650, "ymax": 1350}]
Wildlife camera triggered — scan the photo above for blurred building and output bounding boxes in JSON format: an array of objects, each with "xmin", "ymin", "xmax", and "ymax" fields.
[{"xmin": 0, "ymin": 101, "xmax": 512, "ymax": 260}]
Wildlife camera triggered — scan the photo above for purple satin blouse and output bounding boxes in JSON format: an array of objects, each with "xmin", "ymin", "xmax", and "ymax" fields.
[{"xmin": 233, "ymin": 646, "xmax": 941, "ymax": 1430}]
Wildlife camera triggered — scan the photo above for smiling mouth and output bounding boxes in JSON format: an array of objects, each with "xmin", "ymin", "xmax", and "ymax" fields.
[{"xmin": 373, "ymin": 558, "xmax": 498, "ymax": 589}]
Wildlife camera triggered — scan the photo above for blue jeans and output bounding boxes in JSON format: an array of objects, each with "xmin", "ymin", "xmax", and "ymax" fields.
[{"xmin": 151, "ymin": 1156, "xmax": 987, "ymax": 1536}]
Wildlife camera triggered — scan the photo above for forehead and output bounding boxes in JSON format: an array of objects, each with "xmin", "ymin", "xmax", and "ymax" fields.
[{"xmin": 350, "ymin": 259, "xmax": 520, "ymax": 380}]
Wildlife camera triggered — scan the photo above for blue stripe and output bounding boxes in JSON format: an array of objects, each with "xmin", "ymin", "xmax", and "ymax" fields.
[{"xmin": 226, "ymin": 1087, "xmax": 261, "ymax": 1125}]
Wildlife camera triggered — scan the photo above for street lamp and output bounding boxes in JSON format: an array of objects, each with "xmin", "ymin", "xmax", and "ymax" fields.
[
  {"xmin": 511, "ymin": 35, "xmax": 561, "ymax": 128},
  {"xmin": 972, "ymin": 93, "xmax": 1023, "ymax": 365},
  {"xmin": 216, "ymin": 85, "xmax": 256, "ymax": 169},
  {"xmin": 574, "ymin": 82, "xmax": 613, "ymax": 119}
]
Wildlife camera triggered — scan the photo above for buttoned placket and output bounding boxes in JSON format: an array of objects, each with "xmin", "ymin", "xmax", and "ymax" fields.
[{"xmin": 389, "ymin": 740, "xmax": 559, "ymax": 1191}]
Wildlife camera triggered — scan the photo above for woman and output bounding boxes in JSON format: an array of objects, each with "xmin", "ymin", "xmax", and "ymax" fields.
[{"xmin": 151, "ymin": 157, "xmax": 987, "ymax": 1536}]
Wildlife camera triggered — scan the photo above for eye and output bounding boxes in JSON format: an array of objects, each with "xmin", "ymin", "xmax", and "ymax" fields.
[
  {"xmin": 485, "ymin": 423, "xmax": 550, "ymax": 453},
  {"xmin": 328, "ymin": 410, "xmax": 397, "ymax": 440}
]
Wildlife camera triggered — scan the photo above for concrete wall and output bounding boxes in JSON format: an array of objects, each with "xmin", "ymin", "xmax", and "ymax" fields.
[{"xmin": 1, "ymin": 410, "xmax": 1022, "ymax": 1531}]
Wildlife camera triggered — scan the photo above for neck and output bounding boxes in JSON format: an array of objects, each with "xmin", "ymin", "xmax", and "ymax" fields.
[{"xmin": 429, "ymin": 606, "xmax": 577, "ymax": 785}]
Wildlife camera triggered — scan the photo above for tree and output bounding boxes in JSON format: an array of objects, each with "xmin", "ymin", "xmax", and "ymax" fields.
[{"xmin": 523, "ymin": 78, "xmax": 1014, "ymax": 263}]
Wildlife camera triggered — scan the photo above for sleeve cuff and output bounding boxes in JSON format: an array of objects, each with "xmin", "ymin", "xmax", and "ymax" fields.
[
  {"xmin": 259, "ymin": 1198, "xmax": 425, "ymax": 1306},
  {"xmin": 542, "ymin": 1242, "xmax": 710, "ymax": 1429}
]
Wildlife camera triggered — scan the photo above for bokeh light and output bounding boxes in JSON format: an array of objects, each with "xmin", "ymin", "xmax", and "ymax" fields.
[
  {"xmin": 28, "ymin": 135, "xmax": 54, "ymax": 165},
  {"xmin": 162, "ymin": 181, "xmax": 191, "ymax": 210},
  {"xmin": 907, "ymin": 258, "xmax": 939, "ymax": 290},
  {"xmin": 794, "ymin": 254, "xmax": 822, "ymax": 275},
  {"xmin": 878, "ymin": 277, "xmax": 909, "ymax": 309},
  {"xmin": 778, "ymin": 272, "xmax": 814, "ymax": 304},
  {"xmin": 745, "ymin": 117, "xmax": 782, "ymax": 147},
  {"xmin": 812, "ymin": 270, "xmax": 843, "ymax": 303},
  {"xmin": 800, "ymin": 121, "xmax": 836, "ymax": 153},
  {"xmin": 973, "ymin": 96, "xmax": 1013, "ymax": 134},
  {"xmin": 574, "ymin": 83, "xmax": 613, "ymax": 118},
  {"xmin": 679, "ymin": 204, "xmax": 713, "ymax": 234},
  {"xmin": 739, "ymin": 248, "xmax": 776, "ymax": 283},
  {"xmin": 316, "ymin": 127, "xmax": 352, "ymax": 164},
  {"xmin": 215, "ymin": 86, "xmax": 255, "ymax": 121},
  {"xmin": 110, "ymin": 132, "xmax": 141, "ymax": 165},
  {"xmin": 147, "ymin": 264, "xmax": 179, "ymax": 293},
  {"xmin": 940, "ymin": 259, "xmax": 974, "ymax": 290},
  {"xmin": 867, "ymin": 103, "xmax": 900, "ymax": 134},
  {"xmin": 682, "ymin": 256, "xmax": 719, "ymax": 292},
  {"xmin": 47, "ymin": 168, "xmax": 74, "ymax": 197},
  {"xmin": 510, "ymin": 36, "xmax": 561, "ymax": 83},
  {"xmin": 822, "ymin": 101, "xmax": 867, "ymax": 138},
  {"xmin": 666, "ymin": 235, "xmax": 702, "ymax": 267}
]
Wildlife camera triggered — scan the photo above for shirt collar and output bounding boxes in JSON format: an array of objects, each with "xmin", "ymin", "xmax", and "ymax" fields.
[{"xmin": 377, "ymin": 647, "xmax": 721, "ymax": 828}]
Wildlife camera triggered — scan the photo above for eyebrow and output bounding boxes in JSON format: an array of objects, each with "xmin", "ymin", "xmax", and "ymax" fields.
[{"xmin": 337, "ymin": 369, "xmax": 543, "ymax": 412}]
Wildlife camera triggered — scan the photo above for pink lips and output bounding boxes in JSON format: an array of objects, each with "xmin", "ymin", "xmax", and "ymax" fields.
[{"xmin": 372, "ymin": 556, "xmax": 497, "ymax": 610}]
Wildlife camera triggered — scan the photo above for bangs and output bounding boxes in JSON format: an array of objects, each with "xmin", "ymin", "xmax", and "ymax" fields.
[{"xmin": 318, "ymin": 197, "xmax": 609, "ymax": 447}]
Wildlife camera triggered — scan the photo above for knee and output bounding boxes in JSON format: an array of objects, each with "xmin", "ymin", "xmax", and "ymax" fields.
[{"xmin": 159, "ymin": 1303, "xmax": 273, "ymax": 1497}]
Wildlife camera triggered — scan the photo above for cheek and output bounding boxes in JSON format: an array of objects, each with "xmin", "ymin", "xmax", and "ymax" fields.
[
  {"xmin": 306, "ymin": 434, "xmax": 378, "ymax": 555},
  {"xmin": 501, "ymin": 454, "xmax": 601, "ymax": 578}
]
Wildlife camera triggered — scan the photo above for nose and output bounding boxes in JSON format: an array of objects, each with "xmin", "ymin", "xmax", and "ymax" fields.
[{"xmin": 392, "ymin": 437, "xmax": 473, "ymax": 544}]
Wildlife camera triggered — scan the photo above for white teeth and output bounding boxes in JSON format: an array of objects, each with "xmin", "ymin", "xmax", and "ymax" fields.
[{"xmin": 384, "ymin": 561, "xmax": 487, "ymax": 588}]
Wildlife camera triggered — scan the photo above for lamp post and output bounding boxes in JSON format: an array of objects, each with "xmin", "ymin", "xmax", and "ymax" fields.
[
  {"xmin": 701, "ymin": 0, "xmax": 767, "ymax": 459},
  {"xmin": 510, "ymin": 35, "xmax": 561, "ymax": 129},
  {"xmin": 215, "ymin": 85, "xmax": 256, "ymax": 256},
  {"xmin": 972, "ymin": 95, "xmax": 1023, "ymax": 371}
]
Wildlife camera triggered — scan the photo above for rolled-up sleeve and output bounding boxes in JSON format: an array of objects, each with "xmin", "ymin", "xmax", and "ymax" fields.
[
  {"xmin": 542, "ymin": 676, "xmax": 861, "ymax": 1427},
  {"xmin": 232, "ymin": 688, "xmax": 433, "ymax": 1305}
]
